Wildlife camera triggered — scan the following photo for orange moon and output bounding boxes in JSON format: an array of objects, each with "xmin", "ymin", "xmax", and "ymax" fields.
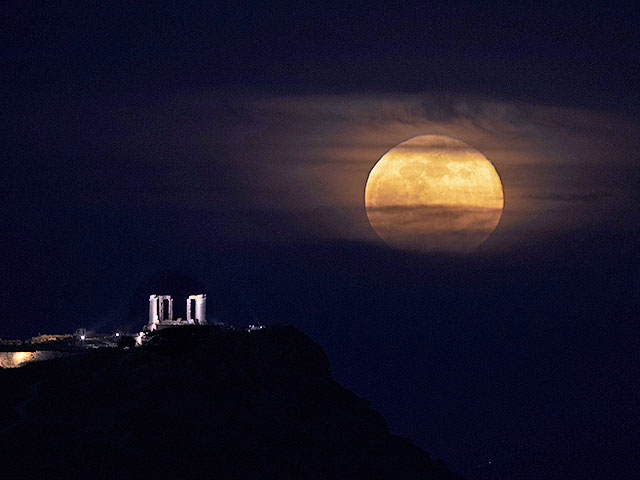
[{"xmin": 364, "ymin": 135, "xmax": 504, "ymax": 253}]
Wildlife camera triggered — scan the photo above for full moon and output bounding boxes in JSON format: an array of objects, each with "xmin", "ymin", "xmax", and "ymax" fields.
[{"xmin": 365, "ymin": 135, "xmax": 504, "ymax": 253}]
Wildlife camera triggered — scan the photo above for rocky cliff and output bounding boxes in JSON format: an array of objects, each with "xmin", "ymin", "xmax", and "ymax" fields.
[{"xmin": 0, "ymin": 326, "xmax": 462, "ymax": 479}]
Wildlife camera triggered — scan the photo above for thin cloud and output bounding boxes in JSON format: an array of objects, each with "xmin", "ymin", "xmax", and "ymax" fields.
[
  {"xmin": 523, "ymin": 192, "xmax": 612, "ymax": 203},
  {"xmin": 30, "ymin": 90, "xmax": 638, "ymax": 249}
]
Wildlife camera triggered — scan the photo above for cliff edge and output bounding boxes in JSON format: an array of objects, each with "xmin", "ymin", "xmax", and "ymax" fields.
[{"xmin": 0, "ymin": 326, "xmax": 462, "ymax": 479}]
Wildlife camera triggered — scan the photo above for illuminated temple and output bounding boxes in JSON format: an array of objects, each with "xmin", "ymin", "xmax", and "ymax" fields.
[{"xmin": 147, "ymin": 293, "xmax": 207, "ymax": 331}]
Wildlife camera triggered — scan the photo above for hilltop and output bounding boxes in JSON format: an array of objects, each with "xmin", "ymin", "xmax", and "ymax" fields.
[{"xmin": 0, "ymin": 325, "xmax": 462, "ymax": 479}]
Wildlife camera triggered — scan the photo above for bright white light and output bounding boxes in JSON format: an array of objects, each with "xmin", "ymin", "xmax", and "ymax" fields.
[
  {"xmin": 13, "ymin": 352, "xmax": 31, "ymax": 365},
  {"xmin": 115, "ymin": 332, "xmax": 120, "ymax": 337},
  {"xmin": 80, "ymin": 335, "xmax": 85, "ymax": 340}
]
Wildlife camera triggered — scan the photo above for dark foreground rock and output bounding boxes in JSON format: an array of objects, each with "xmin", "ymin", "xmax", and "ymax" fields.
[{"xmin": 0, "ymin": 326, "xmax": 462, "ymax": 479}]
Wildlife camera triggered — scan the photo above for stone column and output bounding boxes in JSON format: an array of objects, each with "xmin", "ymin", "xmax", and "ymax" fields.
[
  {"xmin": 186, "ymin": 297, "xmax": 193, "ymax": 324},
  {"xmin": 187, "ymin": 294, "xmax": 207, "ymax": 325},
  {"xmin": 148, "ymin": 295, "xmax": 159, "ymax": 331},
  {"xmin": 197, "ymin": 294, "xmax": 206, "ymax": 325}
]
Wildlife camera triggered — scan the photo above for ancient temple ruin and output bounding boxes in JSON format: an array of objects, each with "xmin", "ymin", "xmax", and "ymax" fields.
[{"xmin": 147, "ymin": 294, "xmax": 207, "ymax": 331}]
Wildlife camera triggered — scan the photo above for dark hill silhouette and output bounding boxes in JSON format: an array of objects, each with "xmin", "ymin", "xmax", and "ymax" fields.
[{"xmin": 0, "ymin": 326, "xmax": 462, "ymax": 479}]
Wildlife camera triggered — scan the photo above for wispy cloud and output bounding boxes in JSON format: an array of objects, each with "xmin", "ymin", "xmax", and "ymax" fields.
[
  {"xmin": 172, "ymin": 91, "xmax": 640, "ymax": 247},
  {"xmin": 522, "ymin": 192, "xmax": 612, "ymax": 203},
  {"xmin": 24, "ymin": 90, "xmax": 639, "ymax": 248}
]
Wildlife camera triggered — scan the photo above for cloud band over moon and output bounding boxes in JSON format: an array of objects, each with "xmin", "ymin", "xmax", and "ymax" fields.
[
  {"xmin": 9, "ymin": 91, "xmax": 639, "ymax": 251},
  {"xmin": 366, "ymin": 204, "xmax": 504, "ymax": 252}
]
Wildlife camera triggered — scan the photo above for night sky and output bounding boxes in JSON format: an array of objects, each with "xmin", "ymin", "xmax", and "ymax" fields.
[{"xmin": 3, "ymin": 3, "xmax": 640, "ymax": 479}]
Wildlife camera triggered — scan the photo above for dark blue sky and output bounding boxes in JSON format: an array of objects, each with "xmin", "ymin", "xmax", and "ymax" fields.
[
  {"xmin": 3, "ymin": 3, "xmax": 639, "ymax": 110},
  {"xmin": 2, "ymin": 3, "xmax": 640, "ymax": 479}
]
